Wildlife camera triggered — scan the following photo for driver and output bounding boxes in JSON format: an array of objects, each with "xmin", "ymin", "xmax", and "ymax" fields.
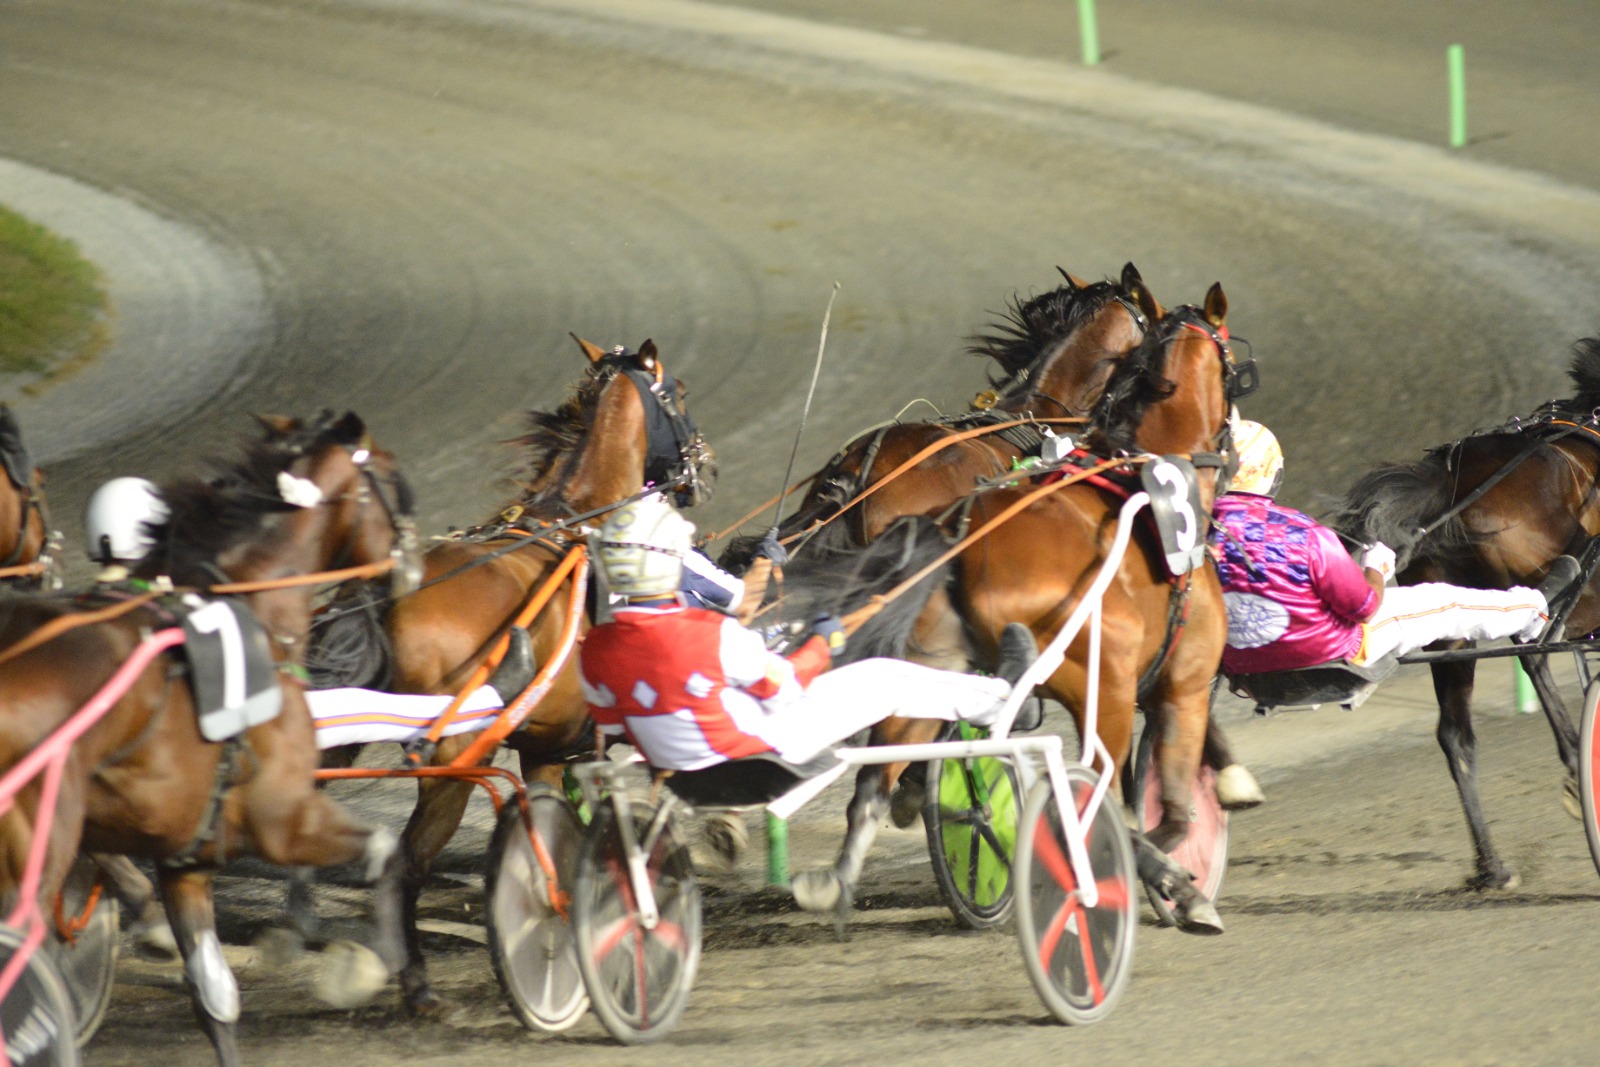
[
  {"xmin": 1209, "ymin": 420, "xmax": 1580, "ymax": 675},
  {"xmin": 579, "ymin": 494, "xmax": 1037, "ymax": 770}
]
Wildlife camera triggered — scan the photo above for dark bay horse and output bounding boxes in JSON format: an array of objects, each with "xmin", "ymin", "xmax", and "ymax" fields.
[
  {"xmin": 0, "ymin": 411, "xmax": 420, "ymax": 1066},
  {"xmin": 786, "ymin": 287, "xmax": 1244, "ymax": 932},
  {"xmin": 1330, "ymin": 335, "xmax": 1600, "ymax": 889},
  {"xmin": 308, "ymin": 338, "xmax": 715, "ymax": 1013},
  {"xmin": 0, "ymin": 403, "xmax": 56, "ymax": 590},
  {"xmin": 734, "ymin": 264, "xmax": 1160, "ymax": 557}
]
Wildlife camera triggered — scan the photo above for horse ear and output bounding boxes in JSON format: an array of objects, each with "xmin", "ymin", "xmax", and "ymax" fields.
[
  {"xmin": 1203, "ymin": 282, "xmax": 1228, "ymax": 328},
  {"xmin": 1055, "ymin": 267, "xmax": 1082, "ymax": 291},
  {"xmin": 1124, "ymin": 263, "xmax": 1164, "ymax": 322},
  {"xmin": 570, "ymin": 334, "xmax": 608, "ymax": 364},
  {"xmin": 254, "ymin": 414, "xmax": 298, "ymax": 437},
  {"xmin": 637, "ymin": 339, "xmax": 658, "ymax": 370},
  {"xmin": 329, "ymin": 410, "xmax": 367, "ymax": 446}
]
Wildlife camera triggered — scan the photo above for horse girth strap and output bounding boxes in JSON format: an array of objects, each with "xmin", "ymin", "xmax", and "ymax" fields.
[
  {"xmin": 1136, "ymin": 571, "xmax": 1194, "ymax": 701},
  {"xmin": 159, "ymin": 738, "xmax": 251, "ymax": 872}
]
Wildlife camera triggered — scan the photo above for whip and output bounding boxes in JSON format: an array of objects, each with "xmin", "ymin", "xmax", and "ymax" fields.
[{"xmin": 768, "ymin": 282, "xmax": 841, "ymax": 540}]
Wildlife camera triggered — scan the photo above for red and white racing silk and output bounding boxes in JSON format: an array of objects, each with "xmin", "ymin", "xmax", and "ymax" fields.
[{"xmin": 580, "ymin": 602, "xmax": 831, "ymax": 770}]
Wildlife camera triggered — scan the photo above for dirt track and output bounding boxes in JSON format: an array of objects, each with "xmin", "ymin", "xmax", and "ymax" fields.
[{"xmin": 4, "ymin": 1, "xmax": 1600, "ymax": 1063}]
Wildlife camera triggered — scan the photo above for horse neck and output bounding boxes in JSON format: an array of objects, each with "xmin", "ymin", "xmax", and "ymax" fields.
[
  {"xmin": 556, "ymin": 378, "xmax": 650, "ymax": 515},
  {"xmin": 211, "ymin": 512, "xmax": 331, "ymax": 657},
  {"xmin": 1133, "ymin": 340, "xmax": 1228, "ymax": 498},
  {"xmin": 1024, "ymin": 304, "xmax": 1141, "ymax": 417}
]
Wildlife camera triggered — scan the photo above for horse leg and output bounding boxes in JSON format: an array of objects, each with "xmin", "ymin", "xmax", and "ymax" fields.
[
  {"xmin": 396, "ymin": 770, "xmax": 475, "ymax": 1013},
  {"xmin": 1518, "ymin": 652, "xmax": 1584, "ymax": 817},
  {"xmin": 1432, "ymin": 659, "xmax": 1517, "ymax": 889},
  {"xmin": 1139, "ymin": 668, "xmax": 1226, "ymax": 934},
  {"xmin": 159, "ymin": 868, "xmax": 242, "ymax": 1067},
  {"xmin": 279, "ymin": 742, "xmax": 364, "ymax": 949},
  {"xmin": 1204, "ymin": 714, "xmax": 1265, "ymax": 810},
  {"xmin": 91, "ymin": 852, "xmax": 178, "ymax": 959},
  {"xmin": 792, "ymin": 762, "xmax": 892, "ymax": 938}
]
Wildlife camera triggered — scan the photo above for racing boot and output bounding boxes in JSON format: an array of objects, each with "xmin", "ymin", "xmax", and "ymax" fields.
[
  {"xmin": 488, "ymin": 626, "xmax": 537, "ymax": 704},
  {"xmin": 996, "ymin": 622, "xmax": 1039, "ymax": 689},
  {"xmin": 1525, "ymin": 555, "xmax": 1582, "ymax": 645}
]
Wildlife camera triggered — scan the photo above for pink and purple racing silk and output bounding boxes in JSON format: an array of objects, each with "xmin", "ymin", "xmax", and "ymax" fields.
[{"xmin": 1209, "ymin": 493, "xmax": 1377, "ymax": 674}]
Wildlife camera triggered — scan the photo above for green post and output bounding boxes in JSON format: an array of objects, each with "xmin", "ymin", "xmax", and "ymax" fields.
[
  {"xmin": 1514, "ymin": 661, "xmax": 1539, "ymax": 714},
  {"xmin": 1077, "ymin": 0, "xmax": 1100, "ymax": 66},
  {"xmin": 1447, "ymin": 44, "xmax": 1468, "ymax": 148},
  {"xmin": 766, "ymin": 812, "xmax": 789, "ymax": 886}
]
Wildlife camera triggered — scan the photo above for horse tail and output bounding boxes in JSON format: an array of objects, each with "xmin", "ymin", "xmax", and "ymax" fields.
[
  {"xmin": 774, "ymin": 515, "xmax": 955, "ymax": 664},
  {"xmin": 1326, "ymin": 450, "xmax": 1468, "ymax": 571},
  {"xmin": 305, "ymin": 580, "xmax": 394, "ymax": 690}
]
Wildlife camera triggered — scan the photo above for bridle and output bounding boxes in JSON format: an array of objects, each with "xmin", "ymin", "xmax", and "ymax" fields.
[
  {"xmin": 608, "ymin": 349, "xmax": 715, "ymax": 509},
  {"xmin": 988, "ymin": 287, "xmax": 1153, "ymax": 416}
]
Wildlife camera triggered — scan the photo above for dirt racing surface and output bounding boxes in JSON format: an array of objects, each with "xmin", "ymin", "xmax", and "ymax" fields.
[{"xmin": 4, "ymin": 1, "xmax": 1600, "ymax": 1064}]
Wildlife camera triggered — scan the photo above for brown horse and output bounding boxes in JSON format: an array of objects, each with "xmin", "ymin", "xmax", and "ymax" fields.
[
  {"xmin": 732, "ymin": 264, "xmax": 1160, "ymax": 558},
  {"xmin": 0, "ymin": 410, "xmax": 420, "ymax": 1067},
  {"xmin": 307, "ymin": 338, "xmax": 715, "ymax": 1013},
  {"xmin": 0, "ymin": 403, "xmax": 56, "ymax": 590},
  {"xmin": 785, "ymin": 287, "xmax": 1244, "ymax": 933},
  {"xmin": 1330, "ymin": 335, "xmax": 1600, "ymax": 889}
]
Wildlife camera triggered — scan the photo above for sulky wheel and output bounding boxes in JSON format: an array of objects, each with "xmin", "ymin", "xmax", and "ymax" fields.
[
  {"xmin": 1578, "ymin": 681, "xmax": 1600, "ymax": 881},
  {"xmin": 1130, "ymin": 722, "xmax": 1229, "ymax": 927},
  {"xmin": 485, "ymin": 784, "xmax": 588, "ymax": 1033},
  {"xmin": 1013, "ymin": 766, "xmax": 1137, "ymax": 1026},
  {"xmin": 572, "ymin": 799, "xmax": 701, "ymax": 1044},
  {"xmin": 923, "ymin": 747, "xmax": 1019, "ymax": 929},
  {"xmin": 0, "ymin": 921, "xmax": 80, "ymax": 1066},
  {"xmin": 46, "ymin": 857, "xmax": 117, "ymax": 1048}
]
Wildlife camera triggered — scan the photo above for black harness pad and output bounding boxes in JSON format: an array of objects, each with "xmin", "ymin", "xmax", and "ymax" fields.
[
  {"xmin": 0, "ymin": 406, "xmax": 34, "ymax": 492},
  {"xmin": 178, "ymin": 597, "xmax": 283, "ymax": 742},
  {"xmin": 1140, "ymin": 455, "xmax": 1207, "ymax": 576}
]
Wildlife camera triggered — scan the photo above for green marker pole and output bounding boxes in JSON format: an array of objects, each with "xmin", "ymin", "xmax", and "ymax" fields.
[
  {"xmin": 1514, "ymin": 661, "xmax": 1539, "ymax": 714},
  {"xmin": 766, "ymin": 812, "xmax": 789, "ymax": 885},
  {"xmin": 1078, "ymin": 0, "xmax": 1100, "ymax": 66},
  {"xmin": 1447, "ymin": 44, "xmax": 1468, "ymax": 148}
]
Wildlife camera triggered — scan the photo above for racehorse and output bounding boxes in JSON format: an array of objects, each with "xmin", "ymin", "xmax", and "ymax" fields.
[
  {"xmin": 784, "ymin": 286, "xmax": 1245, "ymax": 932},
  {"xmin": 0, "ymin": 403, "xmax": 56, "ymax": 590},
  {"xmin": 307, "ymin": 338, "xmax": 715, "ymax": 1013},
  {"xmin": 729, "ymin": 264, "xmax": 1160, "ymax": 559},
  {"xmin": 0, "ymin": 410, "xmax": 420, "ymax": 1066},
  {"xmin": 1330, "ymin": 335, "xmax": 1600, "ymax": 889}
]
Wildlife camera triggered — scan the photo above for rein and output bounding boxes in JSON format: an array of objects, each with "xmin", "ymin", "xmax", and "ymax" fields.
[{"xmin": 1415, "ymin": 420, "xmax": 1589, "ymax": 539}]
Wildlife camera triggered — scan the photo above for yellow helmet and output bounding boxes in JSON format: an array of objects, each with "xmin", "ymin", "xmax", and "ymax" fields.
[{"xmin": 1230, "ymin": 419, "xmax": 1284, "ymax": 496}]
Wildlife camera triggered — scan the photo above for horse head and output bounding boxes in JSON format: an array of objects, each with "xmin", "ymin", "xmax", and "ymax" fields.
[{"xmin": 968, "ymin": 263, "xmax": 1164, "ymax": 419}]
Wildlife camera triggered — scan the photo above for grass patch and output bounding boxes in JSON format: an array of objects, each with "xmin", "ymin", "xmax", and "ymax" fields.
[{"xmin": 0, "ymin": 203, "xmax": 108, "ymax": 380}]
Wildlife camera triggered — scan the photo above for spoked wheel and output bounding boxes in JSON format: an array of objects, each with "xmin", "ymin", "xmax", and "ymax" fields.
[
  {"xmin": 1013, "ymin": 766, "xmax": 1137, "ymax": 1025},
  {"xmin": 1578, "ymin": 681, "xmax": 1600, "ymax": 880},
  {"xmin": 485, "ymin": 785, "xmax": 589, "ymax": 1033},
  {"xmin": 1130, "ymin": 722, "xmax": 1229, "ymax": 926},
  {"xmin": 0, "ymin": 921, "xmax": 80, "ymax": 1066},
  {"xmin": 923, "ymin": 737, "xmax": 1020, "ymax": 929},
  {"xmin": 45, "ymin": 857, "xmax": 118, "ymax": 1048},
  {"xmin": 572, "ymin": 799, "xmax": 701, "ymax": 1044}
]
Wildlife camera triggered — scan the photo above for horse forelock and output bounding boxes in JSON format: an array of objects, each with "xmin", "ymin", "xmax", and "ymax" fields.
[
  {"xmin": 1089, "ymin": 308, "xmax": 1191, "ymax": 452},
  {"xmin": 966, "ymin": 279, "xmax": 1121, "ymax": 379},
  {"xmin": 1568, "ymin": 335, "xmax": 1600, "ymax": 406}
]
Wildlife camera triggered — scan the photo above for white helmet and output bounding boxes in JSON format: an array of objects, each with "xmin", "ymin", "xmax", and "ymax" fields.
[
  {"xmin": 598, "ymin": 494, "xmax": 695, "ymax": 598},
  {"xmin": 1230, "ymin": 419, "xmax": 1284, "ymax": 497},
  {"xmin": 84, "ymin": 477, "xmax": 169, "ymax": 565}
]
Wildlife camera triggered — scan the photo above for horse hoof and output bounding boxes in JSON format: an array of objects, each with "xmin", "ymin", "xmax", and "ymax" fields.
[
  {"xmin": 130, "ymin": 915, "xmax": 179, "ymax": 961},
  {"xmin": 791, "ymin": 869, "xmax": 842, "ymax": 913},
  {"xmin": 1175, "ymin": 898, "xmax": 1225, "ymax": 936},
  {"xmin": 1562, "ymin": 775, "xmax": 1582, "ymax": 821},
  {"xmin": 701, "ymin": 812, "xmax": 748, "ymax": 871},
  {"xmin": 314, "ymin": 941, "xmax": 390, "ymax": 1010},
  {"xmin": 889, "ymin": 779, "xmax": 925, "ymax": 829},
  {"xmin": 252, "ymin": 926, "xmax": 306, "ymax": 970},
  {"xmin": 1216, "ymin": 764, "xmax": 1265, "ymax": 810}
]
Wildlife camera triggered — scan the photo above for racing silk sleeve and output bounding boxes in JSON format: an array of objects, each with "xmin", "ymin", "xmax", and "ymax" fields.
[
  {"xmin": 680, "ymin": 549, "xmax": 745, "ymax": 613},
  {"xmin": 1307, "ymin": 525, "xmax": 1378, "ymax": 623}
]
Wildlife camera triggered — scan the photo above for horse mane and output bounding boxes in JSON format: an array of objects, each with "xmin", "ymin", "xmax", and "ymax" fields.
[
  {"xmin": 1087, "ymin": 308, "xmax": 1187, "ymax": 453},
  {"xmin": 148, "ymin": 410, "xmax": 364, "ymax": 578},
  {"xmin": 966, "ymin": 277, "xmax": 1122, "ymax": 381},
  {"xmin": 1569, "ymin": 335, "xmax": 1600, "ymax": 407},
  {"xmin": 502, "ymin": 361, "xmax": 617, "ymax": 505}
]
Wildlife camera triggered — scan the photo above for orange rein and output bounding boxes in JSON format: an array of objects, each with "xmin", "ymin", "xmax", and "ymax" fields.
[
  {"xmin": 0, "ymin": 561, "xmax": 49, "ymax": 582},
  {"xmin": 837, "ymin": 453, "xmax": 1134, "ymax": 633},
  {"xmin": 0, "ymin": 557, "xmax": 397, "ymax": 671},
  {"xmin": 408, "ymin": 543, "xmax": 588, "ymax": 757},
  {"xmin": 706, "ymin": 416, "xmax": 1085, "ymax": 545}
]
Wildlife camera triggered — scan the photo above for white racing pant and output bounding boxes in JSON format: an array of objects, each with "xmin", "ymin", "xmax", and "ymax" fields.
[
  {"xmin": 750, "ymin": 658, "xmax": 1012, "ymax": 764},
  {"xmin": 1357, "ymin": 583, "xmax": 1547, "ymax": 665},
  {"xmin": 305, "ymin": 686, "xmax": 504, "ymax": 749}
]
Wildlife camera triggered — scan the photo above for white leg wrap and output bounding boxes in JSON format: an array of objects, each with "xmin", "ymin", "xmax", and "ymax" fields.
[
  {"xmin": 187, "ymin": 930, "xmax": 240, "ymax": 1023},
  {"xmin": 363, "ymin": 826, "xmax": 398, "ymax": 883}
]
